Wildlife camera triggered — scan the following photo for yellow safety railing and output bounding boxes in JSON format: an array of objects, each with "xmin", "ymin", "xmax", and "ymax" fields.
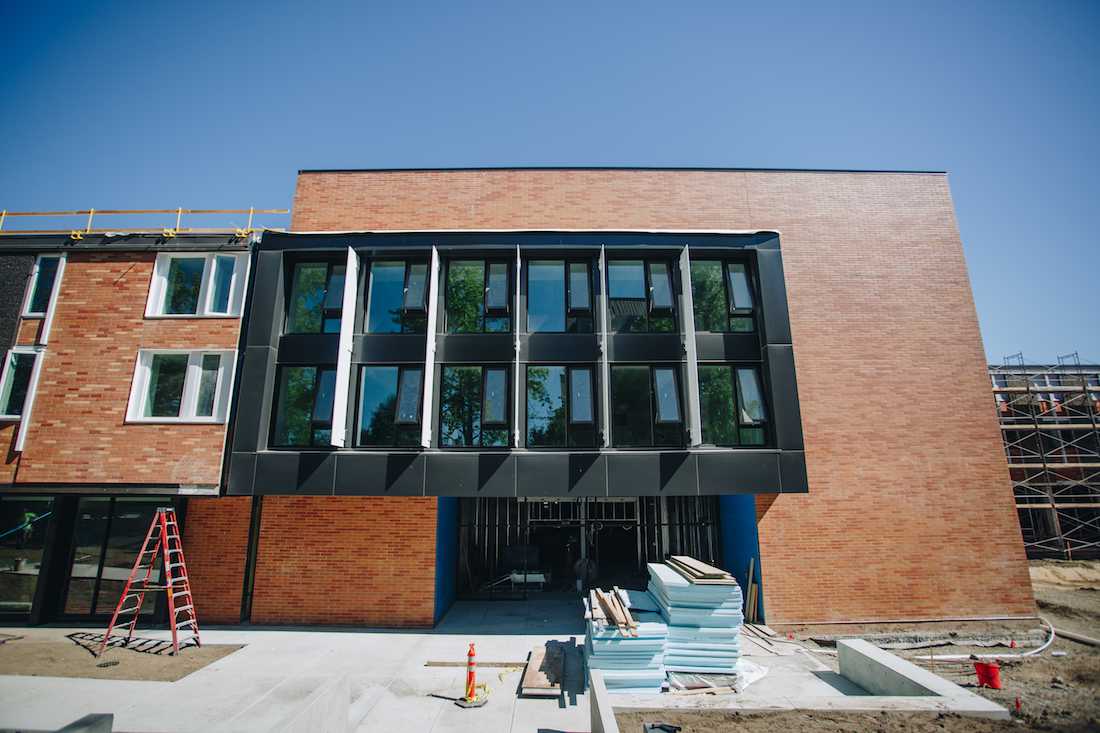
[{"xmin": 0, "ymin": 207, "xmax": 288, "ymax": 240}]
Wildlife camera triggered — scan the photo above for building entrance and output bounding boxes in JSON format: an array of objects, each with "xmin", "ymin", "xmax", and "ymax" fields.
[{"xmin": 457, "ymin": 496, "xmax": 721, "ymax": 599}]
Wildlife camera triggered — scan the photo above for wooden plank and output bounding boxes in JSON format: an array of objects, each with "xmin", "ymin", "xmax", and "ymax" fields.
[
  {"xmin": 672, "ymin": 685, "xmax": 735, "ymax": 696},
  {"xmin": 612, "ymin": 586, "xmax": 638, "ymax": 628},
  {"xmin": 520, "ymin": 645, "xmax": 562, "ymax": 697},
  {"xmin": 671, "ymin": 555, "xmax": 731, "ymax": 578}
]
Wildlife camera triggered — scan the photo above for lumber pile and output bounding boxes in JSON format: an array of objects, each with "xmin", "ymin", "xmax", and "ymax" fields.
[
  {"xmin": 648, "ymin": 557, "xmax": 743, "ymax": 674},
  {"xmin": 585, "ymin": 587, "xmax": 668, "ymax": 693}
]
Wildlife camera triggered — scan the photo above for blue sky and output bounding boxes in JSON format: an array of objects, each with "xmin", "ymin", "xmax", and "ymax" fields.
[{"xmin": 2, "ymin": 1, "xmax": 1097, "ymax": 363}]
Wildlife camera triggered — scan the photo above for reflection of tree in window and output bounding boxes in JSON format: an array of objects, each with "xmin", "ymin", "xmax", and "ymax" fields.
[
  {"xmin": 367, "ymin": 262, "xmax": 406, "ymax": 333},
  {"xmin": 286, "ymin": 264, "xmax": 328, "ymax": 333},
  {"xmin": 691, "ymin": 261, "xmax": 726, "ymax": 332},
  {"xmin": 699, "ymin": 366, "xmax": 737, "ymax": 444},
  {"xmin": 440, "ymin": 366, "xmax": 482, "ymax": 446},
  {"xmin": 358, "ymin": 366, "xmax": 421, "ymax": 446},
  {"xmin": 274, "ymin": 366, "xmax": 325, "ymax": 446},
  {"xmin": 165, "ymin": 258, "xmax": 205, "ymax": 315},
  {"xmin": 446, "ymin": 262, "xmax": 485, "ymax": 333},
  {"xmin": 145, "ymin": 354, "xmax": 188, "ymax": 417},
  {"xmin": 527, "ymin": 366, "xmax": 567, "ymax": 446}
]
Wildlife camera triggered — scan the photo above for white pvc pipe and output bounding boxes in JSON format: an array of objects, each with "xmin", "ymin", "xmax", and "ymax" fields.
[{"xmin": 911, "ymin": 616, "xmax": 1056, "ymax": 661}]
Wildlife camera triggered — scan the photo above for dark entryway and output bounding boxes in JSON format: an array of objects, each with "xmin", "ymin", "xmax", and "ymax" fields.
[{"xmin": 457, "ymin": 496, "xmax": 721, "ymax": 599}]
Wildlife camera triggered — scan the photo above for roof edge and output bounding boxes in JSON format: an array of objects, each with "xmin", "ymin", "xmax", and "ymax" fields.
[{"xmin": 297, "ymin": 165, "xmax": 947, "ymax": 175}]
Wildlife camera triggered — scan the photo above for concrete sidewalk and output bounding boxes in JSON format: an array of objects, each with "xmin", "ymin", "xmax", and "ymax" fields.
[{"xmin": 0, "ymin": 600, "xmax": 591, "ymax": 733}]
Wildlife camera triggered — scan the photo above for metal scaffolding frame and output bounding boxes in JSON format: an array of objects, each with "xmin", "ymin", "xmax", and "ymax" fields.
[{"xmin": 991, "ymin": 352, "xmax": 1100, "ymax": 559}]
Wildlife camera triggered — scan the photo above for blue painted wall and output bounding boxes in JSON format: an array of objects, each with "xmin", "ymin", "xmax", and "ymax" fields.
[
  {"xmin": 718, "ymin": 495, "xmax": 763, "ymax": 622},
  {"xmin": 433, "ymin": 497, "xmax": 459, "ymax": 624}
]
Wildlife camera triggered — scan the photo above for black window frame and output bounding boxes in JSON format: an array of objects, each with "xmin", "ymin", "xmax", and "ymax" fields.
[
  {"xmin": 607, "ymin": 258, "xmax": 678, "ymax": 333},
  {"xmin": 524, "ymin": 364, "xmax": 598, "ymax": 448},
  {"xmin": 444, "ymin": 259, "xmax": 513, "ymax": 333},
  {"xmin": 269, "ymin": 364, "xmax": 337, "ymax": 449},
  {"xmin": 697, "ymin": 363, "xmax": 769, "ymax": 446},
  {"xmin": 437, "ymin": 364, "xmax": 513, "ymax": 448},
  {"xmin": 609, "ymin": 363, "xmax": 686, "ymax": 448},
  {"xmin": 691, "ymin": 258, "xmax": 757, "ymax": 333},
  {"xmin": 525, "ymin": 258, "xmax": 594, "ymax": 334},
  {"xmin": 354, "ymin": 364, "xmax": 423, "ymax": 447},
  {"xmin": 364, "ymin": 259, "xmax": 430, "ymax": 334},
  {"xmin": 284, "ymin": 259, "xmax": 346, "ymax": 335}
]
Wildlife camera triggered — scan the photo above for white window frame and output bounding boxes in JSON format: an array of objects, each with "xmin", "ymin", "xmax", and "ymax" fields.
[
  {"xmin": 21, "ymin": 254, "xmax": 64, "ymax": 318},
  {"xmin": 0, "ymin": 346, "xmax": 42, "ymax": 421},
  {"xmin": 145, "ymin": 252, "xmax": 249, "ymax": 318},
  {"xmin": 126, "ymin": 349, "xmax": 236, "ymax": 423}
]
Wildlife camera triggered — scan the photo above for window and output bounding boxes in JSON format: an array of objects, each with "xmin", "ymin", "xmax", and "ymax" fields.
[
  {"xmin": 446, "ymin": 260, "xmax": 511, "ymax": 333},
  {"xmin": 607, "ymin": 260, "xmax": 676, "ymax": 333},
  {"xmin": 272, "ymin": 366, "xmax": 336, "ymax": 447},
  {"xmin": 610, "ymin": 365, "xmax": 683, "ymax": 447},
  {"xmin": 527, "ymin": 260, "xmax": 593, "ymax": 333},
  {"xmin": 439, "ymin": 365, "xmax": 510, "ymax": 447},
  {"xmin": 691, "ymin": 260, "xmax": 755, "ymax": 332},
  {"xmin": 526, "ymin": 365, "xmax": 597, "ymax": 447},
  {"xmin": 0, "ymin": 349, "xmax": 39, "ymax": 419},
  {"xmin": 127, "ymin": 350, "xmax": 234, "ymax": 422},
  {"xmin": 698, "ymin": 365, "xmax": 767, "ymax": 446},
  {"xmin": 357, "ymin": 366, "xmax": 423, "ymax": 446},
  {"xmin": 286, "ymin": 261, "xmax": 345, "ymax": 334},
  {"xmin": 146, "ymin": 252, "xmax": 247, "ymax": 317},
  {"xmin": 23, "ymin": 255, "xmax": 61, "ymax": 317},
  {"xmin": 365, "ymin": 260, "xmax": 428, "ymax": 334}
]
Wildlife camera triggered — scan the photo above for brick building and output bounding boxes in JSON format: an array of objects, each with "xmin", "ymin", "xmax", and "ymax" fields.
[{"xmin": 0, "ymin": 168, "xmax": 1036, "ymax": 627}]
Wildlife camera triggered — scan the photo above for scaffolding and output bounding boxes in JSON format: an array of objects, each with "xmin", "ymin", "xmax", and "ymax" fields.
[
  {"xmin": 991, "ymin": 352, "xmax": 1100, "ymax": 559},
  {"xmin": 0, "ymin": 207, "xmax": 288, "ymax": 239}
]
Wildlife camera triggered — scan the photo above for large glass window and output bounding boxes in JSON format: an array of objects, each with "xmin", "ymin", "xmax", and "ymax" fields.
[
  {"xmin": 272, "ymin": 366, "xmax": 336, "ymax": 447},
  {"xmin": 0, "ymin": 497, "xmax": 52, "ymax": 615},
  {"xmin": 23, "ymin": 255, "xmax": 60, "ymax": 317},
  {"xmin": 446, "ymin": 260, "xmax": 511, "ymax": 333},
  {"xmin": 526, "ymin": 365, "xmax": 597, "ymax": 447},
  {"xmin": 146, "ymin": 253, "xmax": 246, "ymax": 317},
  {"xmin": 698, "ymin": 365, "xmax": 767, "ymax": 445},
  {"xmin": 610, "ymin": 365, "xmax": 683, "ymax": 447},
  {"xmin": 691, "ymin": 260, "xmax": 755, "ymax": 332},
  {"xmin": 607, "ymin": 260, "xmax": 675, "ymax": 333},
  {"xmin": 527, "ymin": 260, "xmax": 593, "ymax": 333},
  {"xmin": 127, "ymin": 350, "xmax": 233, "ymax": 422},
  {"xmin": 62, "ymin": 498, "xmax": 160, "ymax": 617},
  {"xmin": 286, "ymin": 262, "xmax": 345, "ymax": 334},
  {"xmin": 0, "ymin": 350, "xmax": 38, "ymax": 418},
  {"xmin": 357, "ymin": 366, "xmax": 422, "ymax": 446},
  {"xmin": 366, "ymin": 260, "xmax": 428, "ymax": 334},
  {"xmin": 439, "ymin": 365, "xmax": 510, "ymax": 447}
]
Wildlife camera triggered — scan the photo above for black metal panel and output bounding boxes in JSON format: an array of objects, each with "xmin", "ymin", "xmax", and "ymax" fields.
[
  {"xmin": 694, "ymin": 333, "xmax": 762, "ymax": 363},
  {"xmin": 521, "ymin": 334, "xmax": 600, "ymax": 363},
  {"xmin": 607, "ymin": 334, "xmax": 683, "ymax": 362},
  {"xmin": 764, "ymin": 345, "xmax": 804, "ymax": 450},
  {"xmin": 756, "ymin": 249, "xmax": 792, "ymax": 346},
  {"xmin": 0, "ymin": 233, "xmax": 250, "ymax": 253},
  {"xmin": 515, "ymin": 453, "xmax": 607, "ymax": 497},
  {"xmin": 659, "ymin": 452, "xmax": 699, "ymax": 495},
  {"xmin": 0, "ymin": 255, "xmax": 33, "ymax": 349},
  {"xmin": 334, "ymin": 453, "xmax": 425, "ymax": 496},
  {"xmin": 278, "ymin": 334, "xmax": 339, "ymax": 365},
  {"xmin": 607, "ymin": 454, "xmax": 661, "ymax": 496},
  {"xmin": 779, "ymin": 450, "xmax": 809, "ymax": 494},
  {"xmin": 355, "ymin": 334, "xmax": 427, "ymax": 363},
  {"xmin": 427, "ymin": 453, "xmax": 478, "ymax": 496},
  {"xmin": 226, "ymin": 452, "xmax": 256, "ymax": 495},
  {"xmin": 246, "ymin": 251, "xmax": 283, "ymax": 349},
  {"xmin": 232, "ymin": 346, "xmax": 277, "ymax": 453},
  {"xmin": 254, "ymin": 452, "xmax": 335, "ymax": 495},
  {"xmin": 478, "ymin": 454, "xmax": 515, "ymax": 496},
  {"xmin": 697, "ymin": 451, "xmax": 781, "ymax": 493},
  {"xmin": 436, "ymin": 334, "xmax": 515, "ymax": 363}
]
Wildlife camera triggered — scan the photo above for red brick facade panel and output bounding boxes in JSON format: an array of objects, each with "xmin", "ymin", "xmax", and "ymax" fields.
[
  {"xmin": 15, "ymin": 318, "xmax": 42, "ymax": 346},
  {"xmin": 13, "ymin": 252, "xmax": 240, "ymax": 486},
  {"xmin": 250, "ymin": 496, "xmax": 438, "ymax": 626},
  {"xmin": 291, "ymin": 169, "xmax": 1033, "ymax": 624},
  {"xmin": 182, "ymin": 496, "xmax": 251, "ymax": 624}
]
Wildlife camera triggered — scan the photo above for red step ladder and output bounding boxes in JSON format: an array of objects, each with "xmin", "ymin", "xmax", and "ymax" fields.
[{"xmin": 97, "ymin": 506, "xmax": 200, "ymax": 656}]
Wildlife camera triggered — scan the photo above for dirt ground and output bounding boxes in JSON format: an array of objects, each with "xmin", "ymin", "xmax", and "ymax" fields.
[
  {"xmin": 617, "ymin": 559, "xmax": 1100, "ymax": 733},
  {"xmin": 0, "ymin": 632, "xmax": 241, "ymax": 682}
]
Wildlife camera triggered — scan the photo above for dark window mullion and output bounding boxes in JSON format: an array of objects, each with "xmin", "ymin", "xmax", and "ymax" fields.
[{"xmin": 88, "ymin": 497, "xmax": 116, "ymax": 618}]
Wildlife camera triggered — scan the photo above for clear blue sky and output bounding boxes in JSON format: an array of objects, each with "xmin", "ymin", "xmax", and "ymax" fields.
[{"xmin": 2, "ymin": 1, "xmax": 1097, "ymax": 364}]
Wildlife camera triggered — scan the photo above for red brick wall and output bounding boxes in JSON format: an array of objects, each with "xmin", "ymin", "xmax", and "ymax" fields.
[
  {"xmin": 250, "ymin": 496, "xmax": 438, "ymax": 626},
  {"xmin": 292, "ymin": 169, "xmax": 1033, "ymax": 624},
  {"xmin": 183, "ymin": 496, "xmax": 251, "ymax": 623},
  {"xmin": 11, "ymin": 252, "xmax": 240, "ymax": 486}
]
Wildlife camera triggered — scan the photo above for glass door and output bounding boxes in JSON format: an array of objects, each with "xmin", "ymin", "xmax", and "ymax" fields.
[
  {"xmin": 0, "ymin": 497, "xmax": 54, "ymax": 618},
  {"xmin": 62, "ymin": 497, "xmax": 164, "ymax": 619}
]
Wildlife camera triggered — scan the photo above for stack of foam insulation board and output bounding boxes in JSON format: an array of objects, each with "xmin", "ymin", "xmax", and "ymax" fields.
[
  {"xmin": 584, "ymin": 608, "xmax": 669, "ymax": 693},
  {"xmin": 647, "ymin": 559, "xmax": 743, "ymax": 674}
]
